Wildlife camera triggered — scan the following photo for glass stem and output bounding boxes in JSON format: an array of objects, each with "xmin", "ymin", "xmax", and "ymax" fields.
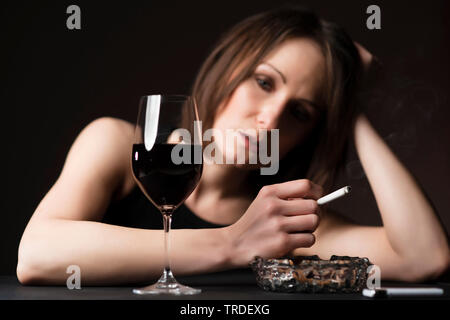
[{"xmin": 160, "ymin": 210, "xmax": 176, "ymax": 284}]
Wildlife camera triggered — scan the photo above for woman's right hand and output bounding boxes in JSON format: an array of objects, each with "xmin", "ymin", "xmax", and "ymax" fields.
[{"xmin": 224, "ymin": 179, "xmax": 323, "ymax": 267}]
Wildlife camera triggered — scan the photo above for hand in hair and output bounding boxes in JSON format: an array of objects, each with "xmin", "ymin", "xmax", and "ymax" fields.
[{"xmin": 354, "ymin": 41, "xmax": 374, "ymax": 73}]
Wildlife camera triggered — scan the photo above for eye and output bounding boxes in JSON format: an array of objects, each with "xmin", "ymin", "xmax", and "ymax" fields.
[
  {"xmin": 290, "ymin": 102, "xmax": 312, "ymax": 122},
  {"xmin": 255, "ymin": 76, "xmax": 274, "ymax": 92}
]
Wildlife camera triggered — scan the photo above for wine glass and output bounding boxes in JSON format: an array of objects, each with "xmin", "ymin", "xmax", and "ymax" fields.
[{"xmin": 131, "ymin": 94, "xmax": 203, "ymax": 295}]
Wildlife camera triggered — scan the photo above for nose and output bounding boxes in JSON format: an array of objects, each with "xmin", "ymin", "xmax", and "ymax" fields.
[{"xmin": 256, "ymin": 99, "xmax": 285, "ymax": 130}]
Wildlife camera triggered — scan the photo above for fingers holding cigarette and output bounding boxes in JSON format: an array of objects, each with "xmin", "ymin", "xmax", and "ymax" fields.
[{"xmin": 273, "ymin": 179, "xmax": 324, "ymax": 200}]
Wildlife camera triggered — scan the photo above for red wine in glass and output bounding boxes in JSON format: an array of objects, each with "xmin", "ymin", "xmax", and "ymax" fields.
[
  {"xmin": 131, "ymin": 94, "xmax": 203, "ymax": 295},
  {"xmin": 132, "ymin": 143, "xmax": 202, "ymax": 209}
]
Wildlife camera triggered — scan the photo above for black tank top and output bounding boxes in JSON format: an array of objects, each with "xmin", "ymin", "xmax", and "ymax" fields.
[{"xmin": 102, "ymin": 186, "xmax": 227, "ymax": 229}]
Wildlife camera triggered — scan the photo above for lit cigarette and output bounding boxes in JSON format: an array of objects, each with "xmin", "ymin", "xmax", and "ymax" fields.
[{"xmin": 317, "ymin": 186, "xmax": 351, "ymax": 205}]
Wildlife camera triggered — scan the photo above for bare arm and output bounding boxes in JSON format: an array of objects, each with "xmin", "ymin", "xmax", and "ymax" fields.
[
  {"xmin": 18, "ymin": 117, "xmax": 328, "ymax": 285},
  {"xmin": 294, "ymin": 115, "xmax": 449, "ymax": 282},
  {"xmin": 18, "ymin": 217, "xmax": 230, "ymax": 285},
  {"xmin": 353, "ymin": 114, "xmax": 448, "ymax": 280},
  {"xmin": 17, "ymin": 117, "xmax": 230, "ymax": 285}
]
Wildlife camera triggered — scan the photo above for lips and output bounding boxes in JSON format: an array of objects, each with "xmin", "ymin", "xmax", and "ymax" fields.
[{"xmin": 238, "ymin": 130, "xmax": 258, "ymax": 152}]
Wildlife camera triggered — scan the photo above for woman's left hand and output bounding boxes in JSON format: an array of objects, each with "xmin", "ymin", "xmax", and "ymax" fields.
[{"xmin": 354, "ymin": 41, "xmax": 374, "ymax": 74}]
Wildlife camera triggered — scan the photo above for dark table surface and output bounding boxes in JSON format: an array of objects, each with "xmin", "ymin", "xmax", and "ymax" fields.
[{"xmin": 1, "ymin": 269, "xmax": 449, "ymax": 300}]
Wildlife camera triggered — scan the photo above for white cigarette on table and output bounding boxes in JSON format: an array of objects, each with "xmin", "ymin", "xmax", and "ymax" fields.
[
  {"xmin": 317, "ymin": 186, "xmax": 351, "ymax": 205},
  {"xmin": 362, "ymin": 287, "xmax": 444, "ymax": 297}
]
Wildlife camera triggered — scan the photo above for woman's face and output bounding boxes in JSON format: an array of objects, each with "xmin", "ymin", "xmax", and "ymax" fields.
[{"xmin": 212, "ymin": 37, "xmax": 326, "ymax": 166}]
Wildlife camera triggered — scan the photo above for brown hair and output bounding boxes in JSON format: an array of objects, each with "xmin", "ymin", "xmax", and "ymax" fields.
[{"xmin": 191, "ymin": 6, "xmax": 363, "ymax": 193}]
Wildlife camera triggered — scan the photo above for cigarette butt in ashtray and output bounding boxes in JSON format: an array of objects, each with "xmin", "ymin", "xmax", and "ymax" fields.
[{"xmin": 317, "ymin": 186, "xmax": 351, "ymax": 205}]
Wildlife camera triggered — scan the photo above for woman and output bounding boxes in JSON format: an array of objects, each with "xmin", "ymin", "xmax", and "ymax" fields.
[{"xmin": 17, "ymin": 7, "xmax": 449, "ymax": 285}]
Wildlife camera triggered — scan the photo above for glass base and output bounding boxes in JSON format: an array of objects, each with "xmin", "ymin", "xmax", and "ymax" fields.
[
  {"xmin": 133, "ymin": 269, "xmax": 201, "ymax": 295},
  {"xmin": 133, "ymin": 282, "xmax": 201, "ymax": 295}
]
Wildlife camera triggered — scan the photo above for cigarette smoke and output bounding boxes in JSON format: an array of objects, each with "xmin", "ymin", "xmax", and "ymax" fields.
[{"xmin": 345, "ymin": 66, "xmax": 444, "ymax": 181}]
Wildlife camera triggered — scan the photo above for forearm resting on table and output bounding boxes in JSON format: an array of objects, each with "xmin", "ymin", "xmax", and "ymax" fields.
[
  {"xmin": 17, "ymin": 218, "xmax": 231, "ymax": 286},
  {"xmin": 354, "ymin": 115, "xmax": 449, "ymax": 278}
]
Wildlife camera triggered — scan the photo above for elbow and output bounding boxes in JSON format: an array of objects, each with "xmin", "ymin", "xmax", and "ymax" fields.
[
  {"xmin": 16, "ymin": 260, "xmax": 35, "ymax": 286},
  {"xmin": 16, "ymin": 238, "xmax": 44, "ymax": 285},
  {"xmin": 426, "ymin": 250, "xmax": 450, "ymax": 281},
  {"xmin": 16, "ymin": 217, "xmax": 69, "ymax": 286},
  {"xmin": 17, "ymin": 231, "xmax": 32, "ymax": 285},
  {"xmin": 16, "ymin": 252, "xmax": 37, "ymax": 286},
  {"xmin": 16, "ymin": 233, "xmax": 59, "ymax": 286},
  {"xmin": 17, "ymin": 252, "xmax": 60, "ymax": 286},
  {"xmin": 401, "ymin": 250, "xmax": 450, "ymax": 283}
]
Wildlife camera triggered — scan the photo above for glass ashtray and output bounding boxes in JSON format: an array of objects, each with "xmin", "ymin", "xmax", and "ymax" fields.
[{"xmin": 250, "ymin": 255, "xmax": 372, "ymax": 293}]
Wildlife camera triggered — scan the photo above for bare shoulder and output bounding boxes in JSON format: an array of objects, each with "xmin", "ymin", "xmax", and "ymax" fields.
[
  {"xmin": 81, "ymin": 117, "xmax": 137, "ymax": 199},
  {"xmin": 30, "ymin": 117, "xmax": 137, "ymax": 222},
  {"xmin": 85, "ymin": 116, "xmax": 134, "ymax": 139}
]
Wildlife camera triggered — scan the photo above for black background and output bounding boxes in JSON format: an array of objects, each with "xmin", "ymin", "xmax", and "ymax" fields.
[{"xmin": 1, "ymin": 0, "xmax": 449, "ymax": 275}]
